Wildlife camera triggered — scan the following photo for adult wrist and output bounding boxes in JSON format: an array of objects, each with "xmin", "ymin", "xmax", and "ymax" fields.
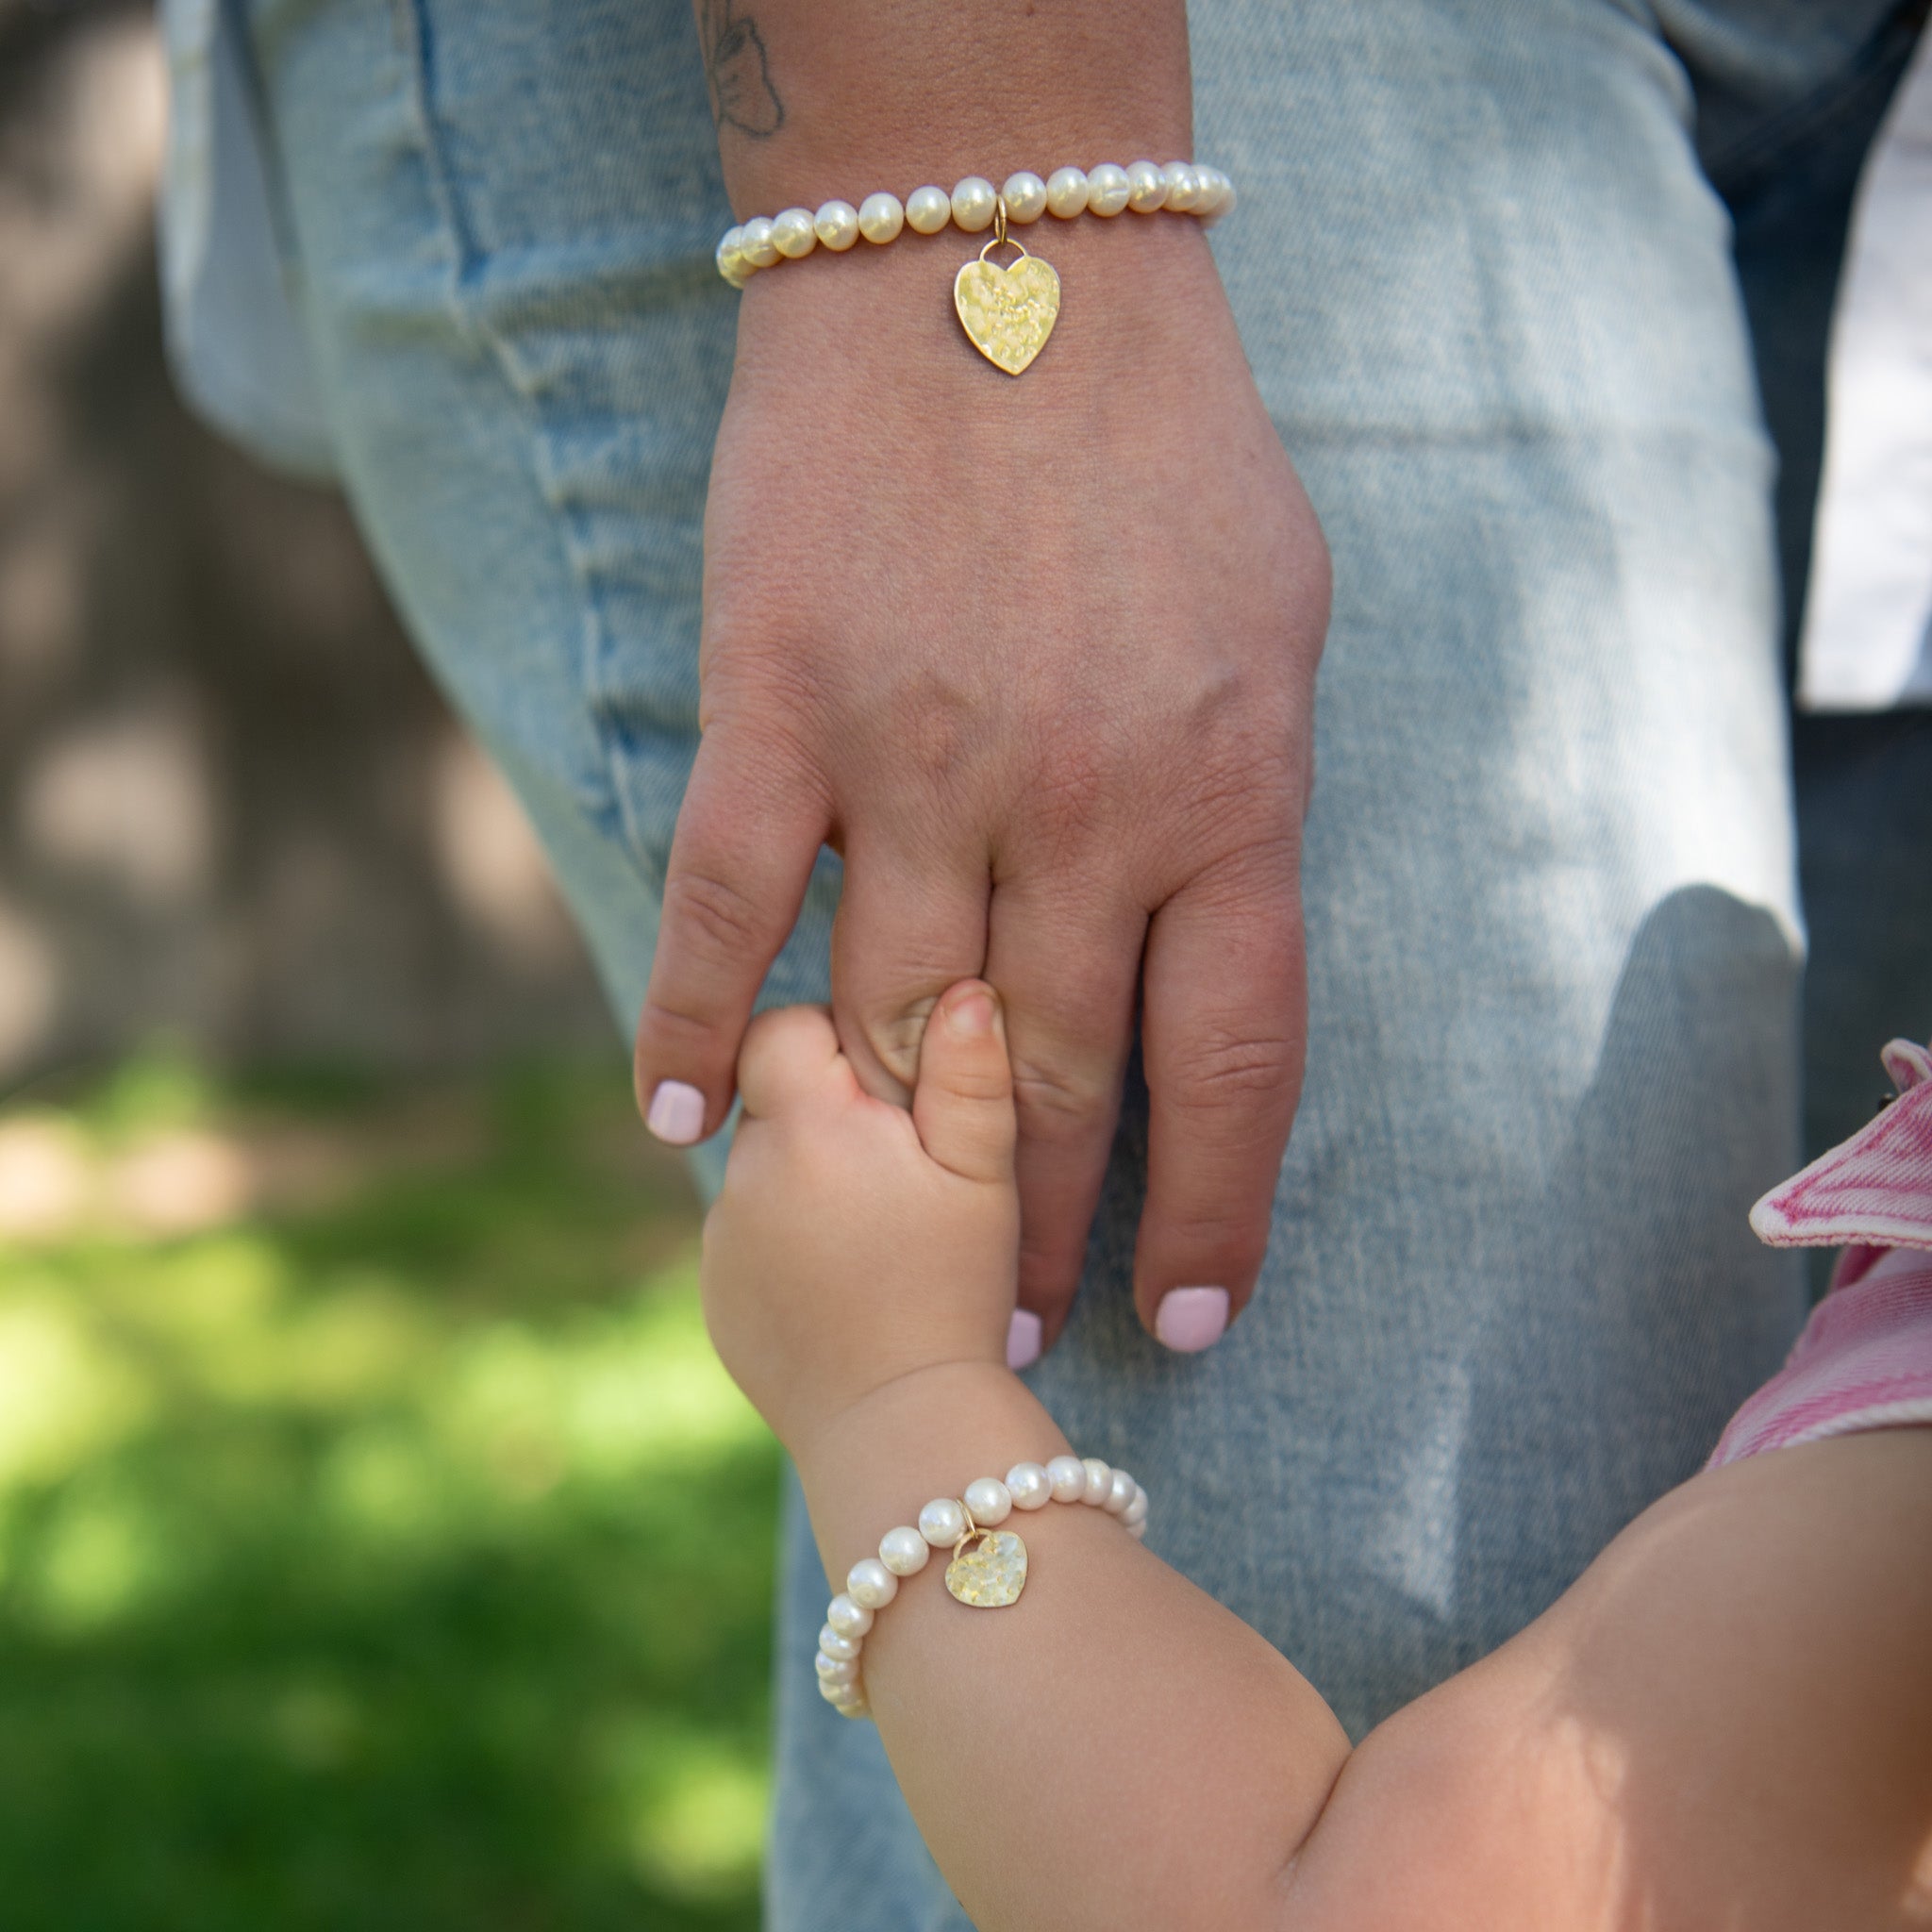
[{"xmin": 708, "ymin": 3, "xmax": 1191, "ymax": 215}]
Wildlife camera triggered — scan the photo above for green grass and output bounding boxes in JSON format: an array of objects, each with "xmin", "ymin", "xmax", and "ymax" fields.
[{"xmin": 0, "ymin": 1053, "xmax": 777, "ymax": 1931}]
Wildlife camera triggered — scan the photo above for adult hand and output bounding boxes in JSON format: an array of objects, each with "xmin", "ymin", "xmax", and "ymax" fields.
[{"xmin": 635, "ymin": 211, "xmax": 1328, "ymax": 1355}]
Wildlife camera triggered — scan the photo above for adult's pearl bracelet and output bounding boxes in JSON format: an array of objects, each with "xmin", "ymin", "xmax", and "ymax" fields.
[
  {"xmin": 716, "ymin": 159, "xmax": 1237, "ymax": 376},
  {"xmin": 815, "ymin": 1453, "xmax": 1150, "ymax": 1722}
]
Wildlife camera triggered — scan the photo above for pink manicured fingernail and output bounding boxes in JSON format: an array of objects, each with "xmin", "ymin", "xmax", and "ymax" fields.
[
  {"xmin": 1006, "ymin": 1308, "xmax": 1042, "ymax": 1372},
  {"xmin": 645, "ymin": 1079, "xmax": 707, "ymax": 1145},
  {"xmin": 1156, "ymin": 1287, "xmax": 1229, "ymax": 1353}
]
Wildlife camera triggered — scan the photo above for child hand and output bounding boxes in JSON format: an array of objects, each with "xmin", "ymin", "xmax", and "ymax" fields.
[{"xmin": 700, "ymin": 979, "xmax": 1022, "ymax": 1459}]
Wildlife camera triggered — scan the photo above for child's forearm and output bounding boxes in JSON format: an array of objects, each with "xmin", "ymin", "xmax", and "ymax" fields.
[
  {"xmin": 793, "ymin": 1361, "xmax": 1351, "ymax": 1932},
  {"xmin": 1287, "ymin": 1428, "xmax": 1932, "ymax": 1931}
]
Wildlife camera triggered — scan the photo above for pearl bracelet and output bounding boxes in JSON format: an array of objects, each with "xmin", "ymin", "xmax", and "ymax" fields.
[
  {"xmin": 716, "ymin": 159, "xmax": 1237, "ymax": 376},
  {"xmin": 815, "ymin": 1453, "xmax": 1150, "ymax": 1721}
]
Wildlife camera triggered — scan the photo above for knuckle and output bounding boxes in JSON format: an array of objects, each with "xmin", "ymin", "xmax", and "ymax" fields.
[
  {"xmin": 664, "ymin": 863, "xmax": 777, "ymax": 963},
  {"xmin": 727, "ymin": 716, "xmax": 832, "ymax": 813},
  {"xmin": 941, "ymin": 1059, "xmax": 1015, "ymax": 1107},
  {"xmin": 1164, "ymin": 1024, "xmax": 1299, "ymax": 1119},
  {"xmin": 700, "ymin": 615, "xmax": 834, "ymax": 727},
  {"xmin": 639, "ymin": 992, "xmax": 724, "ymax": 1060},
  {"xmin": 931, "ymin": 1042, "xmax": 1012, "ymax": 1105},
  {"xmin": 1174, "ymin": 837, "xmax": 1307, "ymax": 929},
  {"xmin": 1014, "ymin": 741, "xmax": 1114, "ymax": 852},
  {"xmin": 1177, "ymin": 753, "xmax": 1305, "ymax": 866},
  {"xmin": 1010, "ymin": 1056, "xmax": 1115, "ymax": 1133}
]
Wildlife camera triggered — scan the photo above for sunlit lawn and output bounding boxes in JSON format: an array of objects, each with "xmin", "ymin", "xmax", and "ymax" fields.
[{"xmin": 0, "ymin": 1051, "xmax": 776, "ymax": 1930}]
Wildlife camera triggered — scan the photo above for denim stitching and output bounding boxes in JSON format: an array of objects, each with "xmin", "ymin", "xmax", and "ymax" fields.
[{"xmin": 389, "ymin": 0, "xmax": 661, "ymax": 873}]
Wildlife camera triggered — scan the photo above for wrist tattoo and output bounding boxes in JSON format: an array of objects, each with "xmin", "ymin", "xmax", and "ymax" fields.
[{"xmin": 698, "ymin": 0, "xmax": 784, "ymax": 138}]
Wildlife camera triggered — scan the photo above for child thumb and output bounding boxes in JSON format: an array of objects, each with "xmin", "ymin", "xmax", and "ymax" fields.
[{"xmin": 913, "ymin": 981, "xmax": 1017, "ymax": 1185}]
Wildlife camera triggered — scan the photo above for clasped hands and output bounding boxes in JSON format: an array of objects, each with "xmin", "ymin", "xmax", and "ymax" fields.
[
  {"xmin": 703, "ymin": 977, "xmax": 1932, "ymax": 1932},
  {"xmin": 631, "ymin": 219, "xmax": 1328, "ymax": 1361}
]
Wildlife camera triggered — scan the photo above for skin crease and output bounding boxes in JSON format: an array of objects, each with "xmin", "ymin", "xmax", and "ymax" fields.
[
  {"xmin": 708, "ymin": 983, "xmax": 1932, "ymax": 1932},
  {"xmin": 637, "ymin": 0, "xmax": 1330, "ymax": 1351}
]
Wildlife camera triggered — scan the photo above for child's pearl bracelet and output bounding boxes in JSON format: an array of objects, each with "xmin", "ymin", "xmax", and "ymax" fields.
[
  {"xmin": 815, "ymin": 1453, "xmax": 1150, "ymax": 1721},
  {"xmin": 716, "ymin": 159, "xmax": 1237, "ymax": 376}
]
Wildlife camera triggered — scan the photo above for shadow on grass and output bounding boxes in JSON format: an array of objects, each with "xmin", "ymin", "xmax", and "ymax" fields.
[{"xmin": 0, "ymin": 1056, "xmax": 777, "ymax": 1931}]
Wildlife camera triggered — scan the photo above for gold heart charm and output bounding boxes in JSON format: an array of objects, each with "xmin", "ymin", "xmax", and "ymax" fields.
[
  {"xmin": 944, "ymin": 1529, "xmax": 1028, "ymax": 1607},
  {"xmin": 954, "ymin": 253, "xmax": 1060, "ymax": 376}
]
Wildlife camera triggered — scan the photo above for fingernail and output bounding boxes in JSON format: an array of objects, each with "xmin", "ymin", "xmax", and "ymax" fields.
[
  {"xmin": 645, "ymin": 1079, "xmax": 707, "ymax": 1145},
  {"xmin": 1155, "ymin": 1287, "xmax": 1229, "ymax": 1353},
  {"xmin": 1006, "ymin": 1308, "xmax": 1042, "ymax": 1372},
  {"xmin": 945, "ymin": 989, "xmax": 996, "ymax": 1038}
]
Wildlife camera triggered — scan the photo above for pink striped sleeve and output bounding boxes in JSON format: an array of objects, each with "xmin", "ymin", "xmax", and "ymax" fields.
[
  {"xmin": 1707, "ymin": 1247, "xmax": 1932, "ymax": 1466},
  {"xmin": 1707, "ymin": 1039, "xmax": 1932, "ymax": 1472}
]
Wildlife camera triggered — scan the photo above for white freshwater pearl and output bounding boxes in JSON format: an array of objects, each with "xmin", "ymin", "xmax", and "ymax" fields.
[
  {"xmin": 1085, "ymin": 163, "xmax": 1131, "ymax": 216},
  {"xmin": 1080, "ymin": 1457, "xmax": 1112, "ymax": 1505},
  {"xmin": 739, "ymin": 215, "xmax": 780, "ymax": 266},
  {"xmin": 918, "ymin": 1496, "xmax": 966, "ymax": 1546},
  {"xmin": 771, "ymin": 206, "xmax": 817, "ymax": 258},
  {"xmin": 1123, "ymin": 1488, "xmax": 1149, "ymax": 1528},
  {"xmin": 715, "ymin": 225, "xmax": 747, "ymax": 283},
  {"xmin": 1160, "ymin": 162, "xmax": 1202, "ymax": 212},
  {"xmin": 1192, "ymin": 167, "xmax": 1228, "ymax": 218},
  {"xmin": 951, "ymin": 175, "xmax": 998, "ymax": 232},
  {"xmin": 1005, "ymin": 1461, "xmax": 1053, "ymax": 1510},
  {"xmin": 814, "ymin": 198, "xmax": 860, "ymax": 250},
  {"xmin": 1105, "ymin": 1469, "xmax": 1136, "ymax": 1514},
  {"xmin": 962, "ymin": 1477, "xmax": 1012, "ymax": 1525},
  {"xmin": 906, "ymin": 185, "xmax": 953, "ymax": 234},
  {"xmin": 819, "ymin": 1624, "xmax": 860, "ymax": 1662},
  {"xmin": 1046, "ymin": 1455, "xmax": 1089, "ymax": 1503},
  {"xmin": 815, "ymin": 1651, "xmax": 859, "ymax": 1685},
  {"xmin": 879, "ymin": 1524, "xmax": 931, "ymax": 1575},
  {"xmin": 1126, "ymin": 1519, "xmax": 1147, "ymax": 1541},
  {"xmin": 1217, "ymin": 177, "xmax": 1238, "ymax": 217},
  {"xmin": 826, "ymin": 1592, "xmax": 874, "ymax": 1640},
  {"xmin": 818, "ymin": 1671, "xmax": 855, "ymax": 1702},
  {"xmin": 1124, "ymin": 160, "xmax": 1168, "ymax": 212},
  {"xmin": 1044, "ymin": 165, "xmax": 1091, "ymax": 218},
  {"xmin": 858, "ymin": 191, "xmax": 906, "ymax": 243},
  {"xmin": 846, "ymin": 1557, "xmax": 899, "ymax": 1609},
  {"xmin": 1001, "ymin": 171, "xmax": 1048, "ymax": 223}
]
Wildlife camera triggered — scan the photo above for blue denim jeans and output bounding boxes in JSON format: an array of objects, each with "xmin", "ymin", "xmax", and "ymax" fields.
[{"xmin": 209, "ymin": 1, "xmax": 1928, "ymax": 1924}]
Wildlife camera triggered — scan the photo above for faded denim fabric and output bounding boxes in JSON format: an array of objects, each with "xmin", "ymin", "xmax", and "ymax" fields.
[{"xmin": 181, "ymin": 1, "xmax": 1930, "ymax": 1924}]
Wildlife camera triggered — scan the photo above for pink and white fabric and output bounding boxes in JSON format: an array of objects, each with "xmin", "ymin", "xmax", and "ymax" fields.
[{"xmin": 1708, "ymin": 1039, "xmax": 1932, "ymax": 1468}]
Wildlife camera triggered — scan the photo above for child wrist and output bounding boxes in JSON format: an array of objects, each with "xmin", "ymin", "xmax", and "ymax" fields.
[
  {"xmin": 788, "ymin": 1354, "xmax": 1024, "ymax": 1474},
  {"xmin": 814, "ymin": 1446, "xmax": 1151, "ymax": 1720}
]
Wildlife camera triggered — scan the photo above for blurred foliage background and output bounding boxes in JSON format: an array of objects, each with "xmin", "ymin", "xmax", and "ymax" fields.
[
  {"xmin": 1, "ymin": 4, "xmax": 776, "ymax": 1924},
  {"xmin": 0, "ymin": 1055, "xmax": 775, "ymax": 1929}
]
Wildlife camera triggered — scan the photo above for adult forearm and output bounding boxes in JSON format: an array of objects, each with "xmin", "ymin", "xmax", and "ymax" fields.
[{"xmin": 695, "ymin": 0, "xmax": 1193, "ymax": 211}]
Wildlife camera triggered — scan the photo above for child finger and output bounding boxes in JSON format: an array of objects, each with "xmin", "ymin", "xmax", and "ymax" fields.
[
  {"xmin": 912, "ymin": 980, "xmax": 1017, "ymax": 1184},
  {"xmin": 736, "ymin": 1005, "xmax": 844, "ymax": 1119}
]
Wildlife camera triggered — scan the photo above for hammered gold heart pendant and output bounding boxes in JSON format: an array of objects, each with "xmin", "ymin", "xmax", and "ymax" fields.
[
  {"xmin": 944, "ymin": 1529, "xmax": 1028, "ymax": 1607},
  {"xmin": 954, "ymin": 246, "xmax": 1060, "ymax": 375}
]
